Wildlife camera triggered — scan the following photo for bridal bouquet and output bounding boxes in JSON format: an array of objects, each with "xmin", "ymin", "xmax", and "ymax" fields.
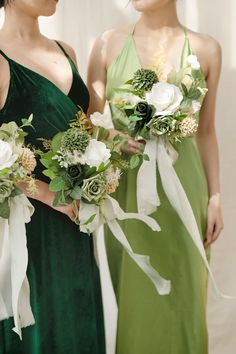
[
  {"xmin": 112, "ymin": 55, "xmax": 207, "ymax": 144},
  {"xmin": 0, "ymin": 115, "xmax": 36, "ymax": 338},
  {"xmin": 0, "ymin": 115, "xmax": 37, "ymax": 218},
  {"xmin": 110, "ymin": 55, "xmax": 226, "ymax": 298},
  {"xmin": 40, "ymin": 109, "xmax": 171, "ymax": 297}
]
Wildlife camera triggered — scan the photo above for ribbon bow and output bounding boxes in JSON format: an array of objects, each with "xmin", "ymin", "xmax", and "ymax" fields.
[
  {"xmin": 79, "ymin": 195, "xmax": 171, "ymax": 296},
  {"xmin": 0, "ymin": 194, "xmax": 35, "ymax": 339}
]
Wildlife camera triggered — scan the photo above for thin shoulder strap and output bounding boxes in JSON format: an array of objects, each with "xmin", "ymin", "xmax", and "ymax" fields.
[
  {"xmin": 131, "ymin": 24, "xmax": 136, "ymax": 36},
  {"xmin": 180, "ymin": 27, "xmax": 192, "ymax": 68},
  {"xmin": 55, "ymin": 41, "xmax": 70, "ymax": 58},
  {"xmin": 0, "ymin": 49, "xmax": 11, "ymax": 61}
]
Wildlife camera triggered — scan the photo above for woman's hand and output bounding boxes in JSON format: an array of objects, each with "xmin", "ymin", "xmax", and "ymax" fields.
[
  {"xmin": 204, "ymin": 193, "xmax": 224, "ymax": 249},
  {"xmin": 108, "ymin": 128, "xmax": 145, "ymax": 155},
  {"xmin": 52, "ymin": 202, "xmax": 79, "ymax": 222}
]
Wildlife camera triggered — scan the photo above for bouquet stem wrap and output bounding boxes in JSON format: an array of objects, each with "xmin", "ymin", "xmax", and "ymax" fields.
[
  {"xmin": 79, "ymin": 196, "xmax": 171, "ymax": 296},
  {"xmin": 137, "ymin": 136, "xmax": 232, "ymax": 299},
  {"xmin": 0, "ymin": 195, "xmax": 35, "ymax": 339}
]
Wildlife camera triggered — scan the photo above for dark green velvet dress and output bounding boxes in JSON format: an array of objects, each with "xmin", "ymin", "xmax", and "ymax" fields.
[{"xmin": 0, "ymin": 42, "xmax": 105, "ymax": 354}]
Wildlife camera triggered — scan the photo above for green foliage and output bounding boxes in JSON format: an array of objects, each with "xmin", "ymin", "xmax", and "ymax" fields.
[
  {"xmin": 51, "ymin": 132, "xmax": 64, "ymax": 153},
  {"xmin": 0, "ymin": 199, "xmax": 10, "ymax": 219},
  {"xmin": 70, "ymin": 184, "xmax": 82, "ymax": 200},
  {"xmin": 130, "ymin": 155, "xmax": 140, "ymax": 169},
  {"xmin": 49, "ymin": 176, "xmax": 66, "ymax": 192},
  {"xmin": 132, "ymin": 69, "xmax": 159, "ymax": 92}
]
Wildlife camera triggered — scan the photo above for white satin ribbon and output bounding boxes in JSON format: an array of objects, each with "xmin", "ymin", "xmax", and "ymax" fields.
[
  {"xmin": 79, "ymin": 196, "xmax": 171, "ymax": 295},
  {"xmin": 0, "ymin": 194, "xmax": 35, "ymax": 339},
  {"xmin": 137, "ymin": 136, "xmax": 232, "ymax": 299}
]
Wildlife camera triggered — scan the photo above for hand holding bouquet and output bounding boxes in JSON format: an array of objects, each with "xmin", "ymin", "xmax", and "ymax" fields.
[
  {"xmin": 110, "ymin": 54, "xmax": 226, "ymax": 297},
  {"xmin": 40, "ymin": 109, "xmax": 171, "ymax": 297},
  {"xmin": 0, "ymin": 115, "xmax": 37, "ymax": 218},
  {"xmin": 0, "ymin": 115, "xmax": 36, "ymax": 338},
  {"xmin": 112, "ymin": 54, "xmax": 207, "ymax": 144}
]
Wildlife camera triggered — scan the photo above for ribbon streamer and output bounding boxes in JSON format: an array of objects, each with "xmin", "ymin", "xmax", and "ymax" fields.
[
  {"xmin": 137, "ymin": 136, "xmax": 232, "ymax": 298},
  {"xmin": 0, "ymin": 194, "xmax": 35, "ymax": 339},
  {"xmin": 79, "ymin": 196, "xmax": 171, "ymax": 296}
]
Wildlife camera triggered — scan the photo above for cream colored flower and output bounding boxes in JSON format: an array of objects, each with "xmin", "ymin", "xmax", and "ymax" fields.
[
  {"xmin": 180, "ymin": 117, "xmax": 198, "ymax": 137},
  {"xmin": 84, "ymin": 140, "xmax": 111, "ymax": 168},
  {"xmin": 191, "ymin": 100, "xmax": 201, "ymax": 114},
  {"xmin": 90, "ymin": 111, "xmax": 114, "ymax": 130},
  {"xmin": 105, "ymin": 167, "xmax": 121, "ymax": 194},
  {"xmin": 145, "ymin": 82, "xmax": 183, "ymax": 116},
  {"xmin": 20, "ymin": 147, "xmax": 37, "ymax": 173},
  {"xmin": 0, "ymin": 139, "xmax": 17, "ymax": 171},
  {"xmin": 186, "ymin": 55, "xmax": 200, "ymax": 70}
]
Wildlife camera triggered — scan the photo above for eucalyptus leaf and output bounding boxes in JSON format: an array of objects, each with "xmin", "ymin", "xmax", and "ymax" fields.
[
  {"xmin": 143, "ymin": 154, "xmax": 150, "ymax": 161},
  {"xmin": 83, "ymin": 213, "xmax": 97, "ymax": 226},
  {"xmin": 70, "ymin": 185, "xmax": 82, "ymax": 200},
  {"xmin": 49, "ymin": 176, "xmax": 65, "ymax": 192},
  {"xmin": 51, "ymin": 132, "xmax": 64, "ymax": 153},
  {"xmin": 43, "ymin": 169, "xmax": 56, "ymax": 180},
  {"xmin": 0, "ymin": 199, "xmax": 10, "ymax": 219},
  {"xmin": 11, "ymin": 186, "xmax": 22, "ymax": 198},
  {"xmin": 130, "ymin": 155, "xmax": 140, "ymax": 169},
  {"xmin": 128, "ymin": 115, "xmax": 143, "ymax": 123}
]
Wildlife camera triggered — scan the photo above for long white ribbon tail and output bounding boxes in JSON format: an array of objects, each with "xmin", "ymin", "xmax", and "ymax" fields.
[
  {"xmin": 156, "ymin": 137, "xmax": 233, "ymax": 299},
  {"xmin": 0, "ymin": 194, "xmax": 35, "ymax": 339},
  {"xmin": 79, "ymin": 198, "xmax": 171, "ymax": 296},
  {"xmin": 137, "ymin": 138, "xmax": 160, "ymax": 214}
]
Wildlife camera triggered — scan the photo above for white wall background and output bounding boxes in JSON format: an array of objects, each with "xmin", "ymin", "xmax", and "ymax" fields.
[{"xmin": 1, "ymin": 1, "xmax": 236, "ymax": 353}]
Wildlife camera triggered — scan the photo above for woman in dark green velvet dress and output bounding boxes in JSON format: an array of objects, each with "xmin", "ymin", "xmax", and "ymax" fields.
[{"xmin": 0, "ymin": 1, "xmax": 105, "ymax": 353}]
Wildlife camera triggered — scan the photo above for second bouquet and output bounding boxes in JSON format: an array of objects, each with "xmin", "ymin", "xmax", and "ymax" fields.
[{"xmin": 40, "ymin": 110, "xmax": 171, "ymax": 296}]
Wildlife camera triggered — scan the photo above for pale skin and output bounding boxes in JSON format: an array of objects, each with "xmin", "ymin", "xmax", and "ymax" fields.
[
  {"xmin": 0, "ymin": 0, "xmax": 79, "ymax": 221},
  {"xmin": 87, "ymin": 0, "xmax": 224, "ymax": 248}
]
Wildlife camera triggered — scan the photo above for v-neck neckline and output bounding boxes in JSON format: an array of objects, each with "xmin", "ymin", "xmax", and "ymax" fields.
[
  {"xmin": 0, "ymin": 41, "xmax": 75, "ymax": 99},
  {"xmin": 130, "ymin": 27, "xmax": 190, "ymax": 73},
  {"xmin": 10, "ymin": 56, "xmax": 75, "ymax": 98}
]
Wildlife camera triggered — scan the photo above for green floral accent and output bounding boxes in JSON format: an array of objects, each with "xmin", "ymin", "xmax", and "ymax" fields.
[
  {"xmin": 0, "ymin": 179, "xmax": 14, "ymax": 203},
  {"xmin": 149, "ymin": 116, "xmax": 176, "ymax": 136},
  {"xmin": 61, "ymin": 128, "xmax": 90, "ymax": 154},
  {"xmin": 81, "ymin": 175, "xmax": 106, "ymax": 204},
  {"xmin": 132, "ymin": 69, "xmax": 159, "ymax": 92}
]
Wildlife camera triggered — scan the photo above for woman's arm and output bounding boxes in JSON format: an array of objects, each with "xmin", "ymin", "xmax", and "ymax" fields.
[
  {"xmin": 196, "ymin": 37, "xmax": 224, "ymax": 247},
  {"xmin": 0, "ymin": 56, "xmax": 76, "ymax": 221},
  {"xmin": 87, "ymin": 33, "xmax": 144, "ymax": 154},
  {"xmin": 19, "ymin": 180, "xmax": 77, "ymax": 221}
]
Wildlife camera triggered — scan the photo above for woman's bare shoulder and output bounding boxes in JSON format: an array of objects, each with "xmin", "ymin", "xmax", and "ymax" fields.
[
  {"xmin": 92, "ymin": 25, "xmax": 133, "ymax": 67},
  {"xmin": 186, "ymin": 28, "xmax": 221, "ymax": 76},
  {"xmin": 187, "ymin": 28, "xmax": 221, "ymax": 58}
]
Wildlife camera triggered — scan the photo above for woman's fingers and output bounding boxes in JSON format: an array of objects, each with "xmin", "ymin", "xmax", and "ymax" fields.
[
  {"xmin": 212, "ymin": 221, "xmax": 224, "ymax": 242},
  {"xmin": 204, "ymin": 219, "xmax": 214, "ymax": 248}
]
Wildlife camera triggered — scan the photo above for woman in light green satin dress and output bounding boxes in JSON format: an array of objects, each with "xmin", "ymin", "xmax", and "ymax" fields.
[{"xmin": 88, "ymin": 1, "xmax": 223, "ymax": 353}]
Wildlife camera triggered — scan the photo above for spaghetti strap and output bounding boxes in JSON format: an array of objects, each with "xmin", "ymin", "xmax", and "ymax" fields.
[
  {"xmin": 0, "ymin": 49, "xmax": 11, "ymax": 61},
  {"xmin": 180, "ymin": 27, "xmax": 192, "ymax": 68},
  {"xmin": 55, "ymin": 41, "xmax": 70, "ymax": 58},
  {"xmin": 131, "ymin": 24, "xmax": 136, "ymax": 36}
]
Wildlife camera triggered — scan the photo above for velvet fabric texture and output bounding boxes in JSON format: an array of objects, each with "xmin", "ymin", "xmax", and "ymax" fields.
[{"xmin": 0, "ymin": 42, "xmax": 105, "ymax": 354}]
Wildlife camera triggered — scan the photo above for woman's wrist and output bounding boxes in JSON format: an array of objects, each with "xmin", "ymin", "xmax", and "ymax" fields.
[{"xmin": 209, "ymin": 192, "xmax": 221, "ymax": 206}]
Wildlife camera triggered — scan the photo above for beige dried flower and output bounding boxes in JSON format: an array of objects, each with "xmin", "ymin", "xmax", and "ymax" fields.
[
  {"xmin": 21, "ymin": 147, "xmax": 37, "ymax": 173},
  {"xmin": 105, "ymin": 167, "xmax": 121, "ymax": 194},
  {"xmin": 180, "ymin": 116, "xmax": 198, "ymax": 137}
]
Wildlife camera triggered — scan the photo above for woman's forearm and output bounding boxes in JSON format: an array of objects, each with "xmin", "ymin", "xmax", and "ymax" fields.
[
  {"xmin": 19, "ymin": 180, "xmax": 55, "ymax": 207},
  {"xmin": 196, "ymin": 131, "xmax": 220, "ymax": 198}
]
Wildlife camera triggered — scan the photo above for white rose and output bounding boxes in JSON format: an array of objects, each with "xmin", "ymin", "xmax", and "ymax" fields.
[
  {"xmin": 192, "ymin": 100, "xmax": 201, "ymax": 114},
  {"xmin": 84, "ymin": 139, "xmax": 111, "ymax": 168},
  {"xmin": 0, "ymin": 139, "xmax": 18, "ymax": 171},
  {"xmin": 145, "ymin": 82, "xmax": 183, "ymax": 116},
  {"xmin": 186, "ymin": 55, "xmax": 200, "ymax": 70},
  {"xmin": 90, "ymin": 111, "xmax": 114, "ymax": 129}
]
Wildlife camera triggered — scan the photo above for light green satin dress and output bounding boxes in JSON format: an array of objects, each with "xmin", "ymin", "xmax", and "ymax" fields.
[{"xmin": 105, "ymin": 29, "xmax": 210, "ymax": 354}]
